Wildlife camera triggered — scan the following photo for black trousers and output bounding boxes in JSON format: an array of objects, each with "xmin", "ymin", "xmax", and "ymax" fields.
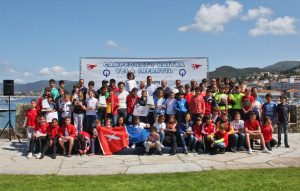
[{"xmin": 41, "ymin": 135, "xmax": 58, "ymax": 155}]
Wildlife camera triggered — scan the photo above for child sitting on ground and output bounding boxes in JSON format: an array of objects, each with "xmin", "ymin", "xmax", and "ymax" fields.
[
  {"xmin": 209, "ymin": 120, "xmax": 228, "ymax": 155},
  {"xmin": 143, "ymin": 128, "xmax": 162, "ymax": 155}
]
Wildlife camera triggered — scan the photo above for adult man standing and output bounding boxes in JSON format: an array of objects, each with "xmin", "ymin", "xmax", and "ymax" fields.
[{"xmin": 146, "ymin": 76, "xmax": 157, "ymax": 97}]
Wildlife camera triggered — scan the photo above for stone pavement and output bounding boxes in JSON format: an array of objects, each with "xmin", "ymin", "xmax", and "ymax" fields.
[{"xmin": 0, "ymin": 134, "xmax": 299, "ymax": 175}]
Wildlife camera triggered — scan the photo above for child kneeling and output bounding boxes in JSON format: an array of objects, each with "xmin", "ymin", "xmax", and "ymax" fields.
[
  {"xmin": 144, "ymin": 128, "xmax": 162, "ymax": 155},
  {"xmin": 208, "ymin": 121, "xmax": 228, "ymax": 155}
]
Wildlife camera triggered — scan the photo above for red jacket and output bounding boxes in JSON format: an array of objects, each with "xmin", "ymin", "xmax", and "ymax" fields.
[
  {"xmin": 34, "ymin": 123, "xmax": 49, "ymax": 134},
  {"xmin": 193, "ymin": 124, "xmax": 203, "ymax": 141},
  {"xmin": 126, "ymin": 95, "xmax": 138, "ymax": 114},
  {"xmin": 106, "ymin": 94, "xmax": 119, "ymax": 115},
  {"xmin": 79, "ymin": 131, "xmax": 91, "ymax": 139},
  {"xmin": 201, "ymin": 123, "xmax": 216, "ymax": 136},
  {"xmin": 261, "ymin": 124, "xmax": 272, "ymax": 143},
  {"xmin": 46, "ymin": 124, "xmax": 59, "ymax": 139},
  {"xmin": 189, "ymin": 95, "xmax": 206, "ymax": 115},
  {"xmin": 25, "ymin": 108, "xmax": 38, "ymax": 127},
  {"xmin": 184, "ymin": 93, "xmax": 193, "ymax": 106},
  {"xmin": 58, "ymin": 124, "xmax": 76, "ymax": 138},
  {"xmin": 214, "ymin": 130, "xmax": 228, "ymax": 148}
]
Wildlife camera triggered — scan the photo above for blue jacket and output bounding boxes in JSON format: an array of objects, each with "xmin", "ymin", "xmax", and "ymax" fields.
[
  {"xmin": 178, "ymin": 121, "xmax": 193, "ymax": 134},
  {"xmin": 174, "ymin": 98, "xmax": 188, "ymax": 113}
]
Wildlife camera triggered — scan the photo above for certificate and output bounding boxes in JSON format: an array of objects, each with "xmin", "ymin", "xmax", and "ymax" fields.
[
  {"xmin": 46, "ymin": 111, "xmax": 58, "ymax": 123},
  {"xmin": 133, "ymin": 105, "xmax": 149, "ymax": 117},
  {"xmin": 98, "ymin": 96, "xmax": 107, "ymax": 107},
  {"xmin": 42, "ymin": 99, "xmax": 50, "ymax": 109},
  {"xmin": 147, "ymin": 96, "xmax": 154, "ymax": 106}
]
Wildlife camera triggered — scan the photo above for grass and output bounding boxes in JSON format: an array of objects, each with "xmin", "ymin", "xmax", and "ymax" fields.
[{"xmin": 0, "ymin": 167, "xmax": 300, "ymax": 191}]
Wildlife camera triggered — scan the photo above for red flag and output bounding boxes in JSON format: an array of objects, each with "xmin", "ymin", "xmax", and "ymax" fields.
[
  {"xmin": 97, "ymin": 126, "xmax": 129, "ymax": 155},
  {"xmin": 87, "ymin": 64, "xmax": 97, "ymax": 70},
  {"xmin": 192, "ymin": 64, "xmax": 202, "ymax": 70}
]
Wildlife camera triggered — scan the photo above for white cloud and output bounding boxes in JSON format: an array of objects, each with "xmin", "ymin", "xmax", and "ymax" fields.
[
  {"xmin": 105, "ymin": 40, "xmax": 119, "ymax": 48},
  {"xmin": 105, "ymin": 40, "xmax": 129, "ymax": 51},
  {"xmin": 39, "ymin": 66, "xmax": 78, "ymax": 80},
  {"xmin": 242, "ymin": 6, "xmax": 273, "ymax": 20},
  {"xmin": 178, "ymin": 0, "xmax": 243, "ymax": 32},
  {"xmin": 249, "ymin": 16, "xmax": 297, "ymax": 36}
]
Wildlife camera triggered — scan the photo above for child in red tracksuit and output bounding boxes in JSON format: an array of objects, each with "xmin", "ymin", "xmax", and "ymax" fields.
[
  {"xmin": 209, "ymin": 121, "xmax": 228, "ymax": 155},
  {"xmin": 193, "ymin": 117, "xmax": 205, "ymax": 153},
  {"xmin": 261, "ymin": 116, "xmax": 277, "ymax": 151},
  {"xmin": 58, "ymin": 117, "xmax": 76, "ymax": 157},
  {"xmin": 201, "ymin": 115, "xmax": 216, "ymax": 152}
]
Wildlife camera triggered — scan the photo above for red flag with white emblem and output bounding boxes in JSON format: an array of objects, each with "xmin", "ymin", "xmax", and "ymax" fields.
[
  {"xmin": 87, "ymin": 64, "xmax": 97, "ymax": 70},
  {"xmin": 192, "ymin": 64, "xmax": 202, "ymax": 70},
  {"xmin": 97, "ymin": 126, "xmax": 129, "ymax": 155}
]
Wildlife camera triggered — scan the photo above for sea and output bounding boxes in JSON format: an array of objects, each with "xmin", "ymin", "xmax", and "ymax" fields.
[{"xmin": 0, "ymin": 97, "xmax": 34, "ymax": 129}]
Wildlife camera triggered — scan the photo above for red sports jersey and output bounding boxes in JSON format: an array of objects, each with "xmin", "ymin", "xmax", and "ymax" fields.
[
  {"xmin": 25, "ymin": 108, "xmax": 38, "ymax": 127},
  {"xmin": 261, "ymin": 124, "xmax": 272, "ymax": 142},
  {"xmin": 245, "ymin": 119, "xmax": 260, "ymax": 131}
]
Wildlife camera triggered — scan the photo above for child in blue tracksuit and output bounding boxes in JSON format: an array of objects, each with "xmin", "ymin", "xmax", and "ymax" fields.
[
  {"xmin": 174, "ymin": 92, "xmax": 188, "ymax": 124},
  {"xmin": 178, "ymin": 112, "xmax": 197, "ymax": 154}
]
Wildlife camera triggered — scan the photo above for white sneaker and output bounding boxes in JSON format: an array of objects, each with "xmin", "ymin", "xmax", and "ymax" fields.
[
  {"xmin": 247, "ymin": 149, "xmax": 253, "ymax": 154},
  {"xmin": 27, "ymin": 152, "xmax": 33, "ymax": 159},
  {"xmin": 131, "ymin": 144, "xmax": 136, "ymax": 149},
  {"xmin": 36, "ymin": 152, "xmax": 41, "ymax": 159},
  {"xmin": 161, "ymin": 144, "xmax": 165, "ymax": 148},
  {"xmin": 262, "ymin": 148, "xmax": 271, "ymax": 154}
]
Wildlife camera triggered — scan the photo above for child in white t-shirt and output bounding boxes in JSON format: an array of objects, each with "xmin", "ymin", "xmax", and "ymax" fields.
[{"xmin": 153, "ymin": 115, "xmax": 166, "ymax": 145}]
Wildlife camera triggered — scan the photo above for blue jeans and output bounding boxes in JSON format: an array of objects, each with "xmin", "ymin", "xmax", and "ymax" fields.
[
  {"xmin": 230, "ymin": 133, "xmax": 245, "ymax": 149},
  {"xmin": 118, "ymin": 108, "xmax": 127, "ymax": 120},
  {"xmin": 278, "ymin": 122, "xmax": 289, "ymax": 145},
  {"xmin": 158, "ymin": 131, "xmax": 165, "ymax": 144}
]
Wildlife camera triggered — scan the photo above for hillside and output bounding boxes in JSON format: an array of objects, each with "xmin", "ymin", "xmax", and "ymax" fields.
[
  {"xmin": 209, "ymin": 61, "xmax": 300, "ymax": 79},
  {"xmin": 0, "ymin": 80, "xmax": 77, "ymax": 93},
  {"xmin": 263, "ymin": 61, "xmax": 300, "ymax": 72}
]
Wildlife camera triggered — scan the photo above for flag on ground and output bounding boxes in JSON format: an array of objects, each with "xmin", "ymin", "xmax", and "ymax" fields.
[
  {"xmin": 126, "ymin": 125, "xmax": 150, "ymax": 144},
  {"xmin": 97, "ymin": 126, "xmax": 129, "ymax": 155}
]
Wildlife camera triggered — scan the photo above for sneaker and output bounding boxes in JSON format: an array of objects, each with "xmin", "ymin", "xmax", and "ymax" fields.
[
  {"xmin": 27, "ymin": 152, "xmax": 33, "ymax": 159},
  {"xmin": 277, "ymin": 144, "xmax": 281, "ymax": 148},
  {"xmin": 285, "ymin": 145, "xmax": 290, "ymax": 148},
  {"xmin": 161, "ymin": 144, "xmax": 165, "ymax": 148},
  {"xmin": 170, "ymin": 150, "xmax": 176, "ymax": 155},
  {"xmin": 262, "ymin": 148, "xmax": 271, "ymax": 153},
  {"xmin": 247, "ymin": 149, "xmax": 253, "ymax": 154},
  {"xmin": 184, "ymin": 149, "xmax": 188, "ymax": 155},
  {"xmin": 198, "ymin": 148, "xmax": 204, "ymax": 154},
  {"xmin": 230, "ymin": 147, "xmax": 237, "ymax": 153},
  {"xmin": 131, "ymin": 144, "xmax": 136, "ymax": 149},
  {"xmin": 158, "ymin": 151, "xmax": 163, "ymax": 155},
  {"xmin": 237, "ymin": 147, "xmax": 246, "ymax": 151},
  {"xmin": 88, "ymin": 153, "xmax": 94, "ymax": 157},
  {"xmin": 39, "ymin": 154, "xmax": 44, "ymax": 159},
  {"xmin": 36, "ymin": 152, "xmax": 41, "ymax": 159},
  {"xmin": 51, "ymin": 155, "xmax": 56, "ymax": 159}
]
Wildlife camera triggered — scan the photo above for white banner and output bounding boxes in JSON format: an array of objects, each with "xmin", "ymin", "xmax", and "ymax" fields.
[{"xmin": 80, "ymin": 57, "xmax": 208, "ymax": 89}]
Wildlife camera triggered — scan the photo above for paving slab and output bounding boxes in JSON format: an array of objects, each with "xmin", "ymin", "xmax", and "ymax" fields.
[{"xmin": 0, "ymin": 133, "xmax": 299, "ymax": 175}]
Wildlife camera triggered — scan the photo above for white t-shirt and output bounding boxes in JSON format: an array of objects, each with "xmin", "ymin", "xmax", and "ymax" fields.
[
  {"xmin": 125, "ymin": 80, "xmax": 137, "ymax": 92},
  {"xmin": 165, "ymin": 98, "xmax": 176, "ymax": 115},
  {"xmin": 116, "ymin": 91, "xmax": 129, "ymax": 109},
  {"xmin": 231, "ymin": 120, "xmax": 244, "ymax": 131},
  {"xmin": 85, "ymin": 97, "xmax": 98, "ymax": 116},
  {"xmin": 59, "ymin": 101, "xmax": 72, "ymax": 118},
  {"xmin": 153, "ymin": 122, "xmax": 166, "ymax": 132}
]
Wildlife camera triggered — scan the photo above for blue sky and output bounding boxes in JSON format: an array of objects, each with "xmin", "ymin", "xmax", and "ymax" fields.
[{"xmin": 0, "ymin": 0, "xmax": 299, "ymax": 83}]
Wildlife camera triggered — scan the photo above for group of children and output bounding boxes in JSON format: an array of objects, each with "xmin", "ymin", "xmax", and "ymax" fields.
[{"xmin": 22, "ymin": 77, "xmax": 291, "ymax": 158}]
